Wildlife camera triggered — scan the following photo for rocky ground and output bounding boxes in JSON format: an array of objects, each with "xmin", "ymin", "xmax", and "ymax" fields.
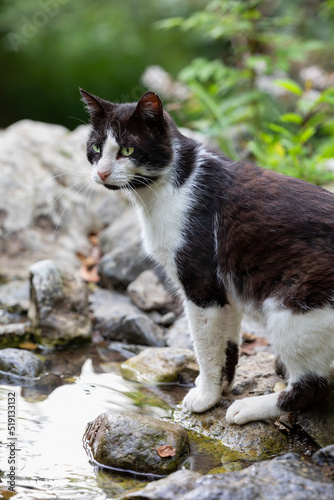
[{"xmin": 1, "ymin": 120, "xmax": 334, "ymax": 499}]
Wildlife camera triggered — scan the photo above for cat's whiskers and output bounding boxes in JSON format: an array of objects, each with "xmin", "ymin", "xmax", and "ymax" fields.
[
  {"xmin": 51, "ymin": 176, "xmax": 92, "ymax": 238},
  {"xmin": 124, "ymin": 182, "xmax": 150, "ymax": 218},
  {"xmin": 42, "ymin": 170, "xmax": 89, "ymax": 183},
  {"xmin": 49, "ymin": 177, "xmax": 91, "ymax": 214},
  {"xmin": 72, "ymin": 177, "xmax": 95, "ymax": 219},
  {"xmin": 132, "ymin": 175, "xmax": 160, "ymax": 201}
]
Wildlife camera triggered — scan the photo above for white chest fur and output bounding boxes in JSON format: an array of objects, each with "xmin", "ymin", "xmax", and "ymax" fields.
[{"xmin": 134, "ymin": 181, "xmax": 194, "ymax": 285}]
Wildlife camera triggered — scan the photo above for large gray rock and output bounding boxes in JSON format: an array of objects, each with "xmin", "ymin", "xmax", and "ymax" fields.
[
  {"xmin": 173, "ymin": 351, "xmax": 288, "ymax": 460},
  {"xmin": 165, "ymin": 315, "xmax": 192, "ymax": 349},
  {"xmin": 127, "ymin": 270, "xmax": 174, "ymax": 312},
  {"xmin": 0, "ymin": 348, "xmax": 44, "ymax": 379},
  {"xmin": 89, "ymin": 287, "xmax": 165, "ymax": 346},
  {"xmin": 84, "ymin": 410, "xmax": 189, "ymax": 475},
  {"xmin": 98, "ymin": 208, "xmax": 149, "ymax": 290},
  {"xmin": 0, "ymin": 120, "xmax": 122, "ymax": 280},
  {"xmin": 28, "ymin": 259, "xmax": 91, "ymax": 346},
  {"xmin": 297, "ymin": 391, "xmax": 334, "ymax": 448},
  {"xmin": 0, "ymin": 280, "xmax": 30, "ymax": 312},
  {"xmin": 118, "ymin": 454, "xmax": 334, "ymax": 499},
  {"xmin": 174, "ymin": 403, "xmax": 288, "ymax": 461},
  {"xmin": 121, "ymin": 347, "xmax": 198, "ymax": 384},
  {"xmin": 98, "ymin": 247, "xmax": 149, "ymax": 291}
]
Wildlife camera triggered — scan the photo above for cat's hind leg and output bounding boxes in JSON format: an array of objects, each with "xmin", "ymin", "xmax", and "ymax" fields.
[
  {"xmin": 226, "ymin": 303, "xmax": 333, "ymax": 425},
  {"xmin": 183, "ymin": 301, "xmax": 241, "ymax": 413}
]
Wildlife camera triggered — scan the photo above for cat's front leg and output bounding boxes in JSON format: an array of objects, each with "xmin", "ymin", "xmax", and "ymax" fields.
[{"xmin": 183, "ymin": 301, "xmax": 239, "ymax": 413}]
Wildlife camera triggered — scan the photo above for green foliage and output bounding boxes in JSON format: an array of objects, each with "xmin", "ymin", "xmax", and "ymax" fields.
[
  {"xmin": 0, "ymin": 0, "xmax": 209, "ymax": 128},
  {"xmin": 160, "ymin": 0, "xmax": 334, "ymax": 184},
  {"xmin": 248, "ymin": 85, "xmax": 334, "ymax": 184}
]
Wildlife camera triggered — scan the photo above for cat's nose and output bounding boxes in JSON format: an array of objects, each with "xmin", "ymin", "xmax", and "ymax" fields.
[{"xmin": 97, "ymin": 170, "xmax": 110, "ymax": 182}]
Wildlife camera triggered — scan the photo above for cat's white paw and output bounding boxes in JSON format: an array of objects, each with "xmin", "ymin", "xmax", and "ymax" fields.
[
  {"xmin": 183, "ymin": 385, "xmax": 221, "ymax": 413},
  {"xmin": 226, "ymin": 393, "xmax": 282, "ymax": 425}
]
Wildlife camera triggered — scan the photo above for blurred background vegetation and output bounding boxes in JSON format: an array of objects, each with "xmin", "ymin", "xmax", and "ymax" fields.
[{"xmin": 1, "ymin": 0, "xmax": 334, "ymax": 184}]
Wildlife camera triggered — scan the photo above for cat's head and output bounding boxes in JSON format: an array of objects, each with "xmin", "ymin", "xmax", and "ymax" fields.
[{"xmin": 80, "ymin": 89, "xmax": 174, "ymax": 191}]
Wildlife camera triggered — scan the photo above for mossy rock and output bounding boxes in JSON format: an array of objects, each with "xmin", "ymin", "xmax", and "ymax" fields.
[
  {"xmin": 84, "ymin": 410, "xmax": 189, "ymax": 476},
  {"xmin": 121, "ymin": 347, "xmax": 198, "ymax": 384}
]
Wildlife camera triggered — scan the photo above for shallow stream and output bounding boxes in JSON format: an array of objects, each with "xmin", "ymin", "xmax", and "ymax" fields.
[{"xmin": 0, "ymin": 344, "xmax": 235, "ymax": 499}]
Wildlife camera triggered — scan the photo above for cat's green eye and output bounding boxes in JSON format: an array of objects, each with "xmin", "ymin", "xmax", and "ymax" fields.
[
  {"xmin": 92, "ymin": 144, "xmax": 101, "ymax": 154},
  {"xmin": 121, "ymin": 146, "xmax": 134, "ymax": 157}
]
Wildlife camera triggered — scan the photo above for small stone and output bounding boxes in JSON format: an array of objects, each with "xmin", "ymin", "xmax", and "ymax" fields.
[
  {"xmin": 0, "ymin": 322, "xmax": 31, "ymax": 348},
  {"xmin": 0, "ymin": 348, "xmax": 44, "ymax": 379},
  {"xmin": 84, "ymin": 410, "xmax": 189, "ymax": 475},
  {"xmin": 98, "ymin": 246, "xmax": 149, "ymax": 290},
  {"xmin": 28, "ymin": 259, "xmax": 91, "ymax": 347},
  {"xmin": 160, "ymin": 312, "xmax": 177, "ymax": 326},
  {"xmin": 89, "ymin": 288, "xmax": 165, "ymax": 346},
  {"xmin": 121, "ymin": 347, "xmax": 198, "ymax": 384},
  {"xmin": 127, "ymin": 270, "xmax": 174, "ymax": 311},
  {"xmin": 312, "ymin": 445, "xmax": 334, "ymax": 466},
  {"xmin": 274, "ymin": 381, "xmax": 287, "ymax": 392}
]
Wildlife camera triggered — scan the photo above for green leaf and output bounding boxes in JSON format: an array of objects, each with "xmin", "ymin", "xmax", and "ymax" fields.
[
  {"xmin": 280, "ymin": 113, "xmax": 303, "ymax": 124},
  {"xmin": 267, "ymin": 123, "xmax": 293, "ymax": 138},
  {"xmin": 274, "ymin": 79, "xmax": 303, "ymax": 96},
  {"xmin": 297, "ymin": 127, "xmax": 316, "ymax": 144}
]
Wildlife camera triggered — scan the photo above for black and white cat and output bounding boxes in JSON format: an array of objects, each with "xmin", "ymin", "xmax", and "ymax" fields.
[{"xmin": 80, "ymin": 89, "xmax": 334, "ymax": 425}]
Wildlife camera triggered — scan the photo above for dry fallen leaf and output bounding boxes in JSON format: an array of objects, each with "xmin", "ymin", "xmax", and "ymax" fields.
[
  {"xmin": 19, "ymin": 341, "xmax": 39, "ymax": 350},
  {"xmin": 240, "ymin": 336, "xmax": 268, "ymax": 355},
  {"xmin": 80, "ymin": 265, "xmax": 100, "ymax": 283},
  {"xmin": 154, "ymin": 445, "xmax": 176, "ymax": 458}
]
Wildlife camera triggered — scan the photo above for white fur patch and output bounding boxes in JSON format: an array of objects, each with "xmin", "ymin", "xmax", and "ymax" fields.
[
  {"xmin": 263, "ymin": 299, "xmax": 334, "ymax": 381},
  {"xmin": 91, "ymin": 132, "xmax": 136, "ymax": 187},
  {"xmin": 226, "ymin": 393, "xmax": 281, "ymax": 425},
  {"xmin": 182, "ymin": 301, "xmax": 241, "ymax": 413}
]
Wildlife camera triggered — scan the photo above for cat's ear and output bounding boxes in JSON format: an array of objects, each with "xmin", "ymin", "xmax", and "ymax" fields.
[
  {"xmin": 132, "ymin": 92, "xmax": 163, "ymax": 122},
  {"xmin": 80, "ymin": 88, "xmax": 112, "ymax": 120}
]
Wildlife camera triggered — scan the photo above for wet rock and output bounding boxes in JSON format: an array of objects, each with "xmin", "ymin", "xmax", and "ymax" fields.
[
  {"xmin": 0, "ymin": 121, "xmax": 122, "ymax": 281},
  {"xmin": 165, "ymin": 315, "xmax": 192, "ymax": 349},
  {"xmin": 174, "ymin": 404, "xmax": 288, "ymax": 461},
  {"xmin": 28, "ymin": 259, "xmax": 91, "ymax": 347},
  {"xmin": 0, "ymin": 280, "xmax": 30, "ymax": 312},
  {"xmin": 127, "ymin": 270, "xmax": 174, "ymax": 311},
  {"xmin": 89, "ymin": 288, "xmax": 165, "ymax": 346},
  {"xmin": 297, "ymin": 391, "xmax": 334, "ymax": 447},
  {"xmin": 121, "ymin": 347, "xmax": 198, "ymax": 384},
  {"xmin": 0, "ymin": 322, "xmax": 31, "ymax": 348},
  {"xmin": 84, "ymin": 410, "xmax": 189, "ymax": 475},
  {"xmin": 0, "ymin": 348, "xmax": 44, "ymax": 379},
  {"xmin": 313, "ymin": 444, "xmax": 334, "ymax": 466},
  {"xmin": 118, "ymin": 454, "xmax": 334, "ymax": 500},
  {"xmin": 173, "ymin": 351, "xmax": 288, "ymax": 460}
]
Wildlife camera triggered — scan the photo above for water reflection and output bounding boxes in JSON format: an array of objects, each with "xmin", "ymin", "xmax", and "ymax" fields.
[{"xmin": 0, "ymin": 346, "xmax": 171, "ymax": 499}]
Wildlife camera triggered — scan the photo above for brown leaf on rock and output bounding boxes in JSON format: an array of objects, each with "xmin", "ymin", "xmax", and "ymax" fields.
[
  {"xmin": 154, "ymin": 445, "xmax": 176, "ymax": 457},
  {"xmin": 80, "ymin": 265, "xmax": 100, "ymax": 283},
  {"xmin": 240, "ymin": 336, "xmax": 268, "ymax": 355}
]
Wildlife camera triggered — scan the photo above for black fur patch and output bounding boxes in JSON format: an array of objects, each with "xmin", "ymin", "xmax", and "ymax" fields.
[{"xmin": 277, "ymin": 374, "xmax": 330, "ymax": 412}]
